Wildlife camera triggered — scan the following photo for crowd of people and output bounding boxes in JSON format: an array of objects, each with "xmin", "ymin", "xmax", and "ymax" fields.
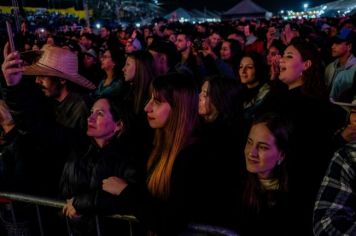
[{"xmin": 0, "ymin": 11, "xmax": 355, "ymax": 236}]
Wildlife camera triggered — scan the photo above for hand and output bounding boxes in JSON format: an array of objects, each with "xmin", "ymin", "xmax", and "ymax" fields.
[
  {"xmin": 62, "ymin": 198, "xmax": 81, "ymax": 220},
  {"xmin": 341, "ymin": 125, "xmax": 356, "ymax": 142},
  {"xmin": 102, "ymin": 176, "xmax": 128, "ymax": 196},
  {"xmin": 270, "ymin": 55, "xmax": 281, "ymax": 80},
  {"xmin": 1, "ymin": 43, "xmax": 24, "ymax": 86}
]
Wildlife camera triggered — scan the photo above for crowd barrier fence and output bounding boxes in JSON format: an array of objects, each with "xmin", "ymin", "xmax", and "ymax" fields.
[{"xmin": 0, "ymin": 192, "xmax": 239, "ymax": 236}]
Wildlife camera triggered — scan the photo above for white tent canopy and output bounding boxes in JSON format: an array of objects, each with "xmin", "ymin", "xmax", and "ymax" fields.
[
  {"xmin": 165, "ymin": 8, "xmax": 192, "ymax": 21},
  {"xmin": 222, "ymin": 0, "xmax": 272, "ymax": 20},
  {"xmin": 165, "ymin": 8, "xmax": 221, "ymax": 22},
  {"xmin": 309, "ymin": 0, "xmax": 356, "ymax": 16}
]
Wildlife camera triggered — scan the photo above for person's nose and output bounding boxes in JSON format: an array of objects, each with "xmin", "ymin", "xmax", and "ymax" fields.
[
  {"xmin": 144, "ymin": 99, "xmax": 153, "ymax": 113},
  {"xmin": 248, "ymin": 145, "xmax": 258, "ymax": 157}
]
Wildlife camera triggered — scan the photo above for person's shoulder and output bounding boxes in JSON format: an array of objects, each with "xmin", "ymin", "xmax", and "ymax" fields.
[
  {"xmin": 327, "ymin": 58, "xmax": 338, "ymax": 67},
  {"xmin": 340, "ymin": 141, "xmax": 356, "ymax": 161},
  {"xmin": 67, "ymin": 92, "xmax": 91, "ymax": 106},
  {"xmin": 347, "ymin": 54, "xmax": 356, "ymax": 66}
]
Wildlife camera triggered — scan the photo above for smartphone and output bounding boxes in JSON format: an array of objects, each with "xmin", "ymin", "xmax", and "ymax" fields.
[{"xmin": 6, "ymin": 21, "xmax": 16, "ymax": 53}]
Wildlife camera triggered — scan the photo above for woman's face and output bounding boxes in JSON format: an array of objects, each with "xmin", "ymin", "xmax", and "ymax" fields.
[
  {"xmin": 144, "ymin": 93, "xmax": 172, "ymax": 129},
  {"xmin": 87, "ymin": 98, "xmax": 121, "ymax": 141},
  {"xmin": 198, "ymin": 81, "xmax": 218, "ymax": 122},
  {"xmin": 239, "ymin": 57, "xmax": 257, "ymax": 87},
  {"xmin": 245, "ymin": 122, "xmax": 284, "ymax": 179},
  {"xmin": 100, "ymin": 50, "xmax": 115, "ymax": 71},
  {"xmin": 220, "ymin": 41, "xmax": 232, "ymax": 61},
  {"xmin": 122, "ymin": 57, "xmax": 136, "ymax": 82},
  {"xmin": 279, "ymin": 45, "xmax": 306, "ymax": 89}
]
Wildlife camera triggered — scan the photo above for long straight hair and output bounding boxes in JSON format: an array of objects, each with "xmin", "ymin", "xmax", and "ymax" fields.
[
  {"xmin": 128, "ymin": 51, "xmax": 155, "ymax": 114},
  {"xmin": 147, "ymin": 73, "xmax": 199, "ymax": 199}
]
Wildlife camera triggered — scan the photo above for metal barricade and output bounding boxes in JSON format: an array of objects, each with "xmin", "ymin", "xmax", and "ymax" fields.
[
  {"xmin": 0, "ymin": 192, "xmax": 138, "ymax": 236},
  {"xmin": 184, "ymin": 224, "xmax": 239, "ymax": 236},
  {"xmin": 0, "ymin": 192, "xmax": 239, "ymax": 236}
]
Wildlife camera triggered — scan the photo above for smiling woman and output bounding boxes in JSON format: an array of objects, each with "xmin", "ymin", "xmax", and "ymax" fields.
[{"xmin": 239, "ymin": 112, "xmax": 292, "ymax": 236}]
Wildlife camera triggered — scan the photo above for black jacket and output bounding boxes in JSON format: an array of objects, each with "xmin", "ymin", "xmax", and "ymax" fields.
[
  {"xmin": 95, "ymin": 143, "xmax": 210, "ymax": 235},
  {"xmin": 60, "ymin": 137, "xmax": 141, "ymax": 213},
  {"xmin": 59, "ymin": 137, "xmax": 142, "ymax": 236}
]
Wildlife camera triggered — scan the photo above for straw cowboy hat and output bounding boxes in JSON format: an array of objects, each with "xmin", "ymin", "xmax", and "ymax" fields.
[{"xmin": 24, "ymin": 46, "xmax": 96, "ymax": 90}]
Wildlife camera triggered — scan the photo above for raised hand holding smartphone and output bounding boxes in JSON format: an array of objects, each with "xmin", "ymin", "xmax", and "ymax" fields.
[{"xmin": 2, "ymin": 21, "xmax": 24, "ymax": 87}]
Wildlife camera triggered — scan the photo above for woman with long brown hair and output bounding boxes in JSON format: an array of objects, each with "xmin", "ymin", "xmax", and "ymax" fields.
[
  {"xmin": 121, "ymin": 50, "xmax": 156, "ymax": 170},
  {"xmin": 100, "ymin": 73, "xmax": 205, "ymax": 235},
  {"xmin": 239, "ymin": 113, "xmax": 291, "ymax": 235},
  {"xmin": 122, "ymin": 50, "xmax": 155, "ymax": 115}
]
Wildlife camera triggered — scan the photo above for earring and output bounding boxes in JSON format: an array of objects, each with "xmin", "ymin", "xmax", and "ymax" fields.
[{"xmin": 277, "ymin": 159, "xmax": 282, "ymax": 165}]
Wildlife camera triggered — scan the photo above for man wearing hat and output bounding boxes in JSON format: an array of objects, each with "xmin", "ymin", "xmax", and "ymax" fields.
[
  {"xmin": 1, "ymin": 45, "xmax": 96, "ymax": 133},
  {"xmin": 1, "ymin": 45, "xmax": 97, "ymax": 235},
  {"xmin": 325, "ymin": 28, "xmax": 356, "ymax": 100}
]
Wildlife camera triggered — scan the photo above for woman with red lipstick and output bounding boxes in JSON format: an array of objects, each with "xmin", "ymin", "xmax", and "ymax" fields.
[
  {"xmin": 101, "ymin": 73, "xmax": 211, "ymax": 235},
  {"xmin": 60, "ymin": 96, "xmax": 141, "ymax": 236},
  {"xmin": 239, "ymin": 113, "xmax": 292, "ymax": 236}
]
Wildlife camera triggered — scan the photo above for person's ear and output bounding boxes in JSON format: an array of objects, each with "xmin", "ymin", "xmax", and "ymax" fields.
[
  {"xmin": 304, "ymin": 59, "xmax": 312, "ymax": 71},
  {"xmin": 347, "ymin": 43, "xmax": 352, "ymax": 52},
  {"xmin": 277, "ymin": 152, "xmax": 285, "ymax": 166},
  {"xmin": 114, "ymin": 120, "xmax": 124, "ymax": 134}
]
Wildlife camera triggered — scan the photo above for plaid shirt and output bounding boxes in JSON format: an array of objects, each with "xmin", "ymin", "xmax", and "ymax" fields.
[{"xmin": 313, "ymin": 142, "xmax": 356, "ymax": 236}]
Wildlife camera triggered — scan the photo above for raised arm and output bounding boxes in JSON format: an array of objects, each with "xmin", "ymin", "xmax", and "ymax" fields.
[{"xmin": 2, "ymin": 43, "xmax": 24, "ymax": 86}]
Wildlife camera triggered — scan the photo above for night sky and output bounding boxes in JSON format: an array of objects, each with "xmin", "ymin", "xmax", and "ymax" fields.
[{"xmin": 3, "ymin": 0, "xmax": 338, "ymax": 13}]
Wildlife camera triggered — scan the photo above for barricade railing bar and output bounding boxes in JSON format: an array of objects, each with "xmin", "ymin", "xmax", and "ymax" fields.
[
  {"xmin": 0, "ymin": 192, "xmax": 138, "ymax": 236},
  {"xmin": 0, "ymin": 192, "xmax": 239, "ymax": 236}
]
